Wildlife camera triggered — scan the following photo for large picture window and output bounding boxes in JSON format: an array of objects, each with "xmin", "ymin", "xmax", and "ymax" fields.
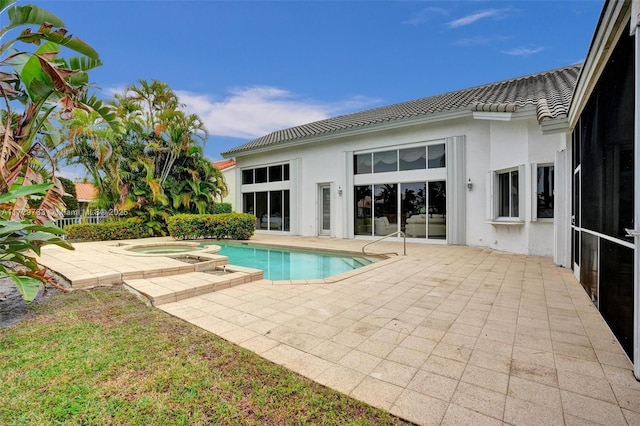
[
  {"xmin": 243, "ymin": 190, "xmax": 290, "ymax": 231},
  {"xmin": 355, "ymin": 181, "xmax": 445, "ymax": 240}
]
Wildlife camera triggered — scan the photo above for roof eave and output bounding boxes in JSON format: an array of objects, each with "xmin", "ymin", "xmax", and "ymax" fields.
[
  {"xmin": 222, "ymin": 109, "xmax": 473, "ymax": 158},
  {"xmin": 472, "ymin": 106, "xmax": 537, "ymax": 122},
  {"xmin": 540, "ymin": 117, "xmax": 571, "ymax": 135}
]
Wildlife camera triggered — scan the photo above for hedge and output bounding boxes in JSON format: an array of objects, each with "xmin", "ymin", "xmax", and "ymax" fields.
[
  {"xmin": 65, "ymin": 220, "xmax": 148, "ymax": 241},
  {"xmin": 211, "ymin": 203, "xmax": 232, "ymax": 214},
  {"xmin": 167, "ymin": 213, "xmax": 255, "ymax": 240}
]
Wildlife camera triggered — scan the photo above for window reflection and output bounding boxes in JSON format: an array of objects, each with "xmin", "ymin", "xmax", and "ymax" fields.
[
  {"xmin": 354, "ymin": 154, "xmax": 372, "ymax": 174},
  {"xmin": 402, "ymin": 182, "xmax": 426, "ymax": 238},
  {"xmin": 428, "ymin": 144, "xmax": 446, "ymax": 168},
  {"xmin": 374, "ymin": 184, "xmax": 398, "ymax": 235},
  {"xmin": 399, "ymin": 147, "xmax": 426, "ymax": 171},
  {"xmin": 354, "ymin": 185, "xmax": 372, "ymax": 235},
  {"xmin": 373, "ymin": 151, "xmax": 398, "ymax": 173},
  {"xmin": 428, "ymin": 181, "xmax": 446, "ymax": 239}
]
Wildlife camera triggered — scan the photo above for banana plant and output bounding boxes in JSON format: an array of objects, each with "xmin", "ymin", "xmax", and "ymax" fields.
[
  {"xmin": 0, "ymin": 183, "xmax": 73, "ymax": 302},
  {"xmin": 0, "ymin": 1, "xmax": 114, "ymax": 301},
  {"xmin": 0, "ymin": 0, "xmax": 120, "ymax": 224}
]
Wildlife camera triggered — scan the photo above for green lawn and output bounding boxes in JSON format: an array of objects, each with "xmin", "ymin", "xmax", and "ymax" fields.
[{"xmin": 0, "ymin": 287, "xmax": 410, "ymax": 425}]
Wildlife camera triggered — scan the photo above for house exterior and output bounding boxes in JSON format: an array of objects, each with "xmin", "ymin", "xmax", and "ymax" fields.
[
  {"xmin": 221, "ymin": 0, "xmax": 640, "ymax": 378},
  {"xmin": 222, "ymin": 66, "xmax": 576, "ymax": 259},
  {"xmin": 212, "ymin": 159, "xmax": 236, "ymax": 210}
]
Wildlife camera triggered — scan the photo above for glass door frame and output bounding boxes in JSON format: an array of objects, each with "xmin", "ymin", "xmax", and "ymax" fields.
[{"xmin": 318, "ymin": 183, "xmax": 331, "ymax": 236}]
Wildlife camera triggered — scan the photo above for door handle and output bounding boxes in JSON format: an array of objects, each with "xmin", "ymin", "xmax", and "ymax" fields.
[{"xmin": 625, "ymin": 228, "xmax": 639, "ymax": 238}]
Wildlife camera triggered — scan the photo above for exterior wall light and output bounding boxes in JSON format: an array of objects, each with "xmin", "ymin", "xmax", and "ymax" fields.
[{"xmin": 467, "ymin": 178, "xmax": 473, "ymax": 190}]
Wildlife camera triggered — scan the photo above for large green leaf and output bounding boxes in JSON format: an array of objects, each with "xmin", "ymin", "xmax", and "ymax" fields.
[
  {"xmin": 23, "ymin": 231, "xmax": 73, "ymax": 250},
  {"xmin": 8, "ymin": 274, "xmax": 41, "ymax": 303},
  {"xmin": 0, "ymin": 5, "xmax": 65, "ymax": 40},
  {"xmin": 61, "ymin": 56, "xmax": 103, "ymax": 72},
  {"xmin": 66, "ymin": 70, "xmax": 87, "ymax": 87},
  {"xmin": 82, "ymin": 94, "xmax": 125, "ymax": 134},
  {"xmin": 0, "ymin": 182, "xmax": 51, "ymax": 203},
  {"xmin": 17, "ymin": 29, "xmax": 99, "ymax": 59},
  {"xmin": 0, "ymin": 0, "xmax": 16, "ymax": 15},
  {"xmin": 0, "ymin": 221, "xmax": 66, "ymax": 238},
  {"xmin": 11, "ymin": 41, "xmax": 58, "ymax": 101}
]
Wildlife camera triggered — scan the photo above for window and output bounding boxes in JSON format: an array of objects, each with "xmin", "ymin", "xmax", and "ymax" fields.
[
  {"xmin": 255, "ymin": 167, "xmax": 267, "ymax": 183},
  {"xmin": 373, "ymin": 151, "xmax": 397, "ymax": 173},
  {"xmin": 428, "ymin": 144, "xmax": 445, "ymax": 168},
  {"xmin": 399, "ymin": 147, "xmax": 426, "ymax": 171},
  {"xmin": 269, "ymin": 165, "xmax": 282, "ymax": 182},
  {"xmin": 498, "ymin": 170, "xmax": 519, "ymax": 218},
  {"xmin": 354, "ymin": 153, "xmax": 372, "ymax": 174},
  {"xmin": 355, "ymin": 143, "xmax": 444, "ymax": 175},
  {"xmin": 242, "ymin": 164, "xmax": 290, "ymax": 184},
  {"xmin": 243, "ymin": 190, "xmax": 290, "ymax": 231},
  {"xmin": 242, "ymin": 169, "xmax": 253, "ymax": 185},
  {"xmin": 243, "ymin": 193, "xmax": 254, "ymax": 215},
  {"xmin": 355, "ymin": 181, "xmax": 446, "ymax": 239},
  {"xmin": 536, "ymin": 165, "xmax": 554, "ymax": 218}
]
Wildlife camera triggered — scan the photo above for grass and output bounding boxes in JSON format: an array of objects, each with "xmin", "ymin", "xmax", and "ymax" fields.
[{"xmin": 0, "ymin": 287, "xmax": 411, "ymax": 425}]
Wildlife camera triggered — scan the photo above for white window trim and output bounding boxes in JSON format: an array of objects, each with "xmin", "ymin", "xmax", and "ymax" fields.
[
  {"xmin": 531, "ymin": 162, "xmax": 555, "ymax": 222},
  {"xmin": 487, "ymin": 165, "xmax": 525, "ymax": 223}
]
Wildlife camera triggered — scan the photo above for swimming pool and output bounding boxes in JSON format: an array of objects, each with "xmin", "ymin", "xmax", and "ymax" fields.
[{"xmin": 201, "ymin": 242, "xmax": 375, "ymax": 280}]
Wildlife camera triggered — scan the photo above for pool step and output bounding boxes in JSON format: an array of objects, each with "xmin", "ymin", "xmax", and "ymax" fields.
[{"xmin": 123, "ymin": 267, "xmax": 263, "ymax": 306}]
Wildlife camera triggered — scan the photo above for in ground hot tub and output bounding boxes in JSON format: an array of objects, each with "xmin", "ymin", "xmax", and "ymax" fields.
[{"xmin": 109, "ymin": 241, "xmax": 221, "ymax": 257}]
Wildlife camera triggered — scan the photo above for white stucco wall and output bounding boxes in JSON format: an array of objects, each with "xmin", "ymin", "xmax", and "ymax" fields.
[
  {"xmin": 232, "ymin": 110, "xmax": 568, "ymax": 258},
  {"xmin": 221, "ymin": 166, "xmax": 236, "ymax": 211}
]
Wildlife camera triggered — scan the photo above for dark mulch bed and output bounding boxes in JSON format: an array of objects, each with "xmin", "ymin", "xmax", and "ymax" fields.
[{"xmin": 0, "ymin": 273, "xmax": 65, "ymax": 327}]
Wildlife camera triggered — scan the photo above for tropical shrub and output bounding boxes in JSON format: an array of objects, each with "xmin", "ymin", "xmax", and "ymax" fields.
[
  {"xmin": 211, "ymin": 203, "xmax": 232, "ymax": 214},
  {"xmin": 65, "ymin": 219, "xmax": 147, "ymax": 241},
  {"xmin": 167, "ymin": 213, "xmax": 255, "ymax": 240}
]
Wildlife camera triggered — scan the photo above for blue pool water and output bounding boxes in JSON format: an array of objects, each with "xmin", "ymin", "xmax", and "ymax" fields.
[{"xmin": 201, "ymin": 242, "xmax": 375, "ymax": 280}]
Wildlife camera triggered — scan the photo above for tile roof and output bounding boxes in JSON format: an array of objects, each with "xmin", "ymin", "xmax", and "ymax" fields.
[
  {"xmin": 212, "ymin": 159, "xmax": 236, "ymax": 170},
  {"xmin": 222, "ymin": 64, "xmax": 580, "ymax": 157},
  {"xmin": 74, "ymin": 182, "xmax": 98, "ymax": 201}
]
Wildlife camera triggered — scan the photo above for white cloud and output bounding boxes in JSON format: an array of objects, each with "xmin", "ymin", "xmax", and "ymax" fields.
[
  {"xmin": 454, "ymin": 35, "xmax": 510, "ymax": 46},
  {"xmin": 101, "ymin": 85, "xmax": 126, "ymax": 97},
  {"xmin": 175, "ymin": 87, "xmax": 380, "ymax": 139},
  {"xmin": 403, "ymin": 7, "xmax": 448, "ymax": 25},
  {"xmin": 501, "ymin": 46, "xmax": 546, "ymax": 57},
  {"xmin": 448, "ymin": 9, "xmax": 503, "ymax": 28}
]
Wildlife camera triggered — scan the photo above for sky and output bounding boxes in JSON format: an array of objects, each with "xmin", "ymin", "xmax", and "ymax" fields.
[{"xmin": 17, "ymin": 0, "xmax": 604, "ymax": 172}]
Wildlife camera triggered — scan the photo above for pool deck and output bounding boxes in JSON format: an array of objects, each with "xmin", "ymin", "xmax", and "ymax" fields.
[{"xmin": 39, "ymin": 235, "xmax": 640, "ymax": 425}]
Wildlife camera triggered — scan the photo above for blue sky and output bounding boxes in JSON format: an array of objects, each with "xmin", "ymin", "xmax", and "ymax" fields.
[{"xmin": 27, "ymin": 0, "xmax": 603, "ymax": 164}]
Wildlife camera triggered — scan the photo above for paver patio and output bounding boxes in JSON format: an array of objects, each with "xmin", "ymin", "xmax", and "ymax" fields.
[{"xmin": 40, "ymin": 235, "xmax": 640, "ymax": 425}]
